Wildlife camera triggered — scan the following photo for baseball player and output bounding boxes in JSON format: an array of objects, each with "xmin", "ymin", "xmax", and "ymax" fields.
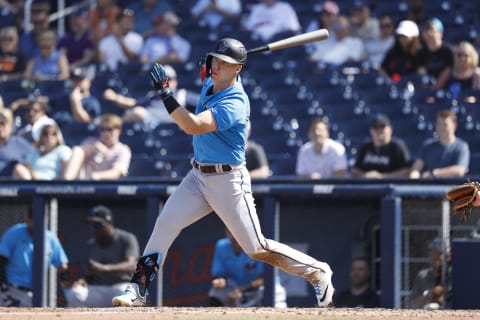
[{"xmin": 112, "ymin": 38, "xmax": 334, "ymax": 308}]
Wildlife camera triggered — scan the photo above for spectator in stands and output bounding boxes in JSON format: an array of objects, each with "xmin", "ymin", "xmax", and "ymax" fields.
[
  {"xmin": 13, "ymin": 121, "xmax": 71, "ymax": 180},
  {"xmin": 406, "ymin": 0, "xmax": 427, "ymax": 26},
  {"xmin": 0, "ymin": 26, "xmax": 26, "ymax": 81},
  {"xmin": 89, "ymin": 0, "xmax": 120, "ymax": 46},
  {"xmin": 0, "ymin": 0, "xmax": 16, "ymax": 28},
  {"xmin": 0, "ymin": 95, "xmax": 3, "ymax": 109},
  {"xmin": 98, "ymin": 8, "xmax": 144, "ymax": 72},
  {"xmin": 0, "ymin": 108, "xmax": 34, "ymax": 177},
  {"xmin": 241, "ymin": 0, "xmax": 301, "ymax": 42},
  {"xmin": 64, "ymin": 205, "xmax": 140, "ymax": 307},
  {"xmin": 308, "ymin": 15, "xmax": 364, "ymax": 66},
  {"xmin": 19, "ymin": 0, "xmax": 51, "ymax": 60},
  {"xmin": 351, "ymin": 114, "xmax": 411, "ymax": 178},
  {"xmin": 296, "ymin": 117, "xmax": 347, "ymax": 179},
  {"xmin": 436, "ymin": 41, "xmax": 480, "ymax": 92},
  {"xmin": 11, "ymin": 96, "xmax": 54, "ymax": 143},
  {"xmin": 62, "ymin": 113, "xmax": 131, "ymax": 180},
  {"xmin": 410, "ymin": 109, "xmax": 469, "ymax": 179},
  {"xmin": 208, "ymin": 228, "xmax": 287, "ymax": 308},
  {"xmin": 127, "ymin": 0, "xmax": 172, "ymax": 37},
  {"xmin": 381, "ymin": 20, "xmax": 421, "ymax": 80},
  {"xmin": 348, "ymin": 0, "xmax": 379, "ymax": 43},
  {"xmin": 23, "ymin": 30, "xmax": 70, "ymax": 81},
  {"xmin": 57, "ymin": 9, "xmax": 96, "ymax": 70},
  {"xmin": 304, "ymin": 1, "xmax": 339, "ymax": 55},
  {"xmin": 417, "ymin": 18, "xmax": 454, "ymax": 90},
  {"xmin": 69, "ymin": 67, "xmax": 101, "ymax": 123},
  {"xmin": 139, "ymin": 11, "xmax": 191, "ymax": 65},
  {"xmin": 408, "ymin": 237, "xmax": 450, "ymax": 309},
  {"xmin": 0, "ymin": 207, "xmax": 69, "ymax": 307},
  {"xmin": 246, "ymin": 127, "xmax": 270, "ymax": 179},
  {"xmin": 364, "ymin": 14, "xmax": 395, "ymax": 68},
  {"xmin": 191, "ymin": 0, "xmax": 242, "ymax": 33},
  {"xmin": 334, "ymin": 257, "xmax": 379, "ymax": 308},
  {"xmin": 102, "ymin": 64, "xmax": 198, "ymax": 129}
]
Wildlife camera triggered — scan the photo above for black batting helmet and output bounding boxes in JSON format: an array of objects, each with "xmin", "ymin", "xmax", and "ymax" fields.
[{"xmin": 207, "ymin": 38, "xmax": 247, "ymax": 65}]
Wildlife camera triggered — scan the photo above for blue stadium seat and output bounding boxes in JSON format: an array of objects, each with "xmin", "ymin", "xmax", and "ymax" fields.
[{"xmin": 126, "ymin": 154, "xmax": 173, "ymax": 178}]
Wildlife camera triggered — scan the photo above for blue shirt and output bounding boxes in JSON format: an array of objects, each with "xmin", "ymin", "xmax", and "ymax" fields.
[
  {"xmin": 0, "ymin": 223, "xmax": 69, "ymax": 289},
  {"xmin": 0, "ymin": 136, "xmax": 35, "ymax": 176},
  {"xmin": 210, "ymin": 237, "xmax": 263, "ymax": 286},
  {"xmin": 31, "ymin": 50, "xmax": 62, "ymax": 79},
  {"xmin": 193, "ymin": 77, "xmax": 250, "ymax": 164},
  {"xmin": 419, "ymin": 137, "xmax": 470, "ymax": 172}
]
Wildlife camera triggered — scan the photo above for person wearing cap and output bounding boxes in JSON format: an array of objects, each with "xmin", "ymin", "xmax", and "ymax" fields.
[
  {"xmin": 112, "ymin": 38, "xmax": 335, "ymax": 308},
  {"xmin": 380, "ymin": 20, "xmax": 421, "ymax": 79},
  {"xmin": 139, "ymin": 11, "xmax": 191, "ymax": 65},
  {"xmin": 408, "ymin": 237, "xmax": 451, "ymax": 309},
  {"xmin": 308, "ymin": 15, "xmax": 365, "ymax": 66},
  {"xmin": 351, "ymin": 114, "xmax": 411, "ymax": 179},
  {"xmin": 304, "ymin": 1, "xmax": 339, "ymax": 55},
  {"xmin": 417, "ymin": 18, "xmax": 454, "ymax": 89},
  {"xmin": 64, "ymin": 205, "xmax": 140, "ymax": 307},
  {"xmin": 0, "ymin": 108, "xmax": 34, "ymax": 177},
  {"xmin": 69, "ymin": 67, "xmax": 102, "ymax": 123},
  {"xmin": 241, "ymin": 0, "xmax": 301, "ymax": 42},
  {"xmin": 348, "ymin": 0, "xmax": 379, "ymax": 42},
  {"xmin": 296, "ymin": 117, "xmax": 348, "ymax": 179},
  {"xmin": 57, "ymin": 9, "xmax": 95, "ymax": 69},
  {"xmin": 102, "ymin": 64, "xmax": 199, "ymax": 129},
  {"xmin": 13, "ymin": 121, "xmax": 71, "ymax": 180},
  {"xmin": 19, "ymin": 0, "xmax": 51, "ymax": 60},
  {"xmin": 410, "ymin": 109, "xmax": 469, "ymax": 179},
  {"xmin": 0, "ymin": 207, "xmax": 69, "ymax": 307},
  {"xmin": 62, "ymin": 113, "xmax": 132, "ymax": 180},
  {"xmin": 98, "ymin": 8, "xmax": 144, "ymax": 72}
]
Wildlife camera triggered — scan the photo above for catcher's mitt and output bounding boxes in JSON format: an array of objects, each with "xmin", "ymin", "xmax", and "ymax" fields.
[{"xmin": 445, "ymin": 181, "xmax": 480, "ymax": 220}]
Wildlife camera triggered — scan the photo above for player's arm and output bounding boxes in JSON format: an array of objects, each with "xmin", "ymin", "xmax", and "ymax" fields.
[{"xmin": 150, "ymin": 63, "xmax": 217, "ymax": 135}]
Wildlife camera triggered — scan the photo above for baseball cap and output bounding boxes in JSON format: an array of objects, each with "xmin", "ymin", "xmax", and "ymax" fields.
[
  {"xmin": 422, "ymin": 18, "xmax": 444, "ymax": 33},
  {"xmin": 428, "ymin": 237, "xmax": 442, "ymax": 251},
  {"xmin": 370, "ymin": 114, "xmax": 391, "ymax": 127},
  {"xmin": 88, "ymin": 205, "xmax": 114, "ymax": 225},
  {"xmin": 321, "ymin": 1, "xmax": 339, "ymax": 15},
  {"xmin": 353, "ymin": 0, "xmax": 368, "ymax": 9},
  {"xmin": 0, "ymin": 109, "xmax": 13, "ymax": 123},
  {"xmin": 71, "ymin": 67, "xmax": 87, "ymax": 81},
  {"xmin": 396, "ymin": 20, "xmax": 419, "ymax": 38},
  {"xmin": 152, "ymin": 11, "xmax": 180, "ymax": 26},
  {"xmin": 207, "ymin": 38, "xmax": 247, "ymax": 65}
]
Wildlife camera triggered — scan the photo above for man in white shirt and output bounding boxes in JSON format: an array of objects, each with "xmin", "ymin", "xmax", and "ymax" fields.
[
  {"xmin": 191, "ymin": 0, "xmax": 242, "ymax": 30},
  {"xmin": 98, "ymin": 9, "xmax": 144, "ymax": 71},
  {"xmin": 296, "ymin": 117, "xmax": 348, "ymax": 179},
  {"xmin": 309, "ymin": 15, "xmax": 365, "ymax": 66},
  {"xmin": 140, "ymin": 11, "xmax": 191, "ymax": 65},
  {"xmin": 242, "ymin": 0, "xmax": 301, "ymax": 41}
]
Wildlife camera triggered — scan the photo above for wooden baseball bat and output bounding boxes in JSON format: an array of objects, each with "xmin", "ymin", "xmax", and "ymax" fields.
[{"xmin": 247, "ymin": 29, "xmax": 329, "ymax": 55}]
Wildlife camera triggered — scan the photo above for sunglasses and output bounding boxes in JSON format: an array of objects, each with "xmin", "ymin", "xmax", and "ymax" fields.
[
  {"xmin": 371, "ymin": 125, "xmax": 387, "ymax": 130},
  {"xmin": 42, "ymin": 130, "xmax": 57, "ymax": 137},
  {"xmin": 380, "ymin": 23, "xmax": 393, "ymax": 29},
  {"xmin": 100, "ymin": 127, "xmax": 117, "ymax": 132},
  {"xmin": 0, "ymin": 37, "xmax": 13, "ymax": 42}
]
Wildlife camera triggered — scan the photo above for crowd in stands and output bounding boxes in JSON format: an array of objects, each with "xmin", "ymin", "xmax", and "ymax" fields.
[{"xmin": 0, "ymin": 0, "xmax": 479, "ymax": 179}]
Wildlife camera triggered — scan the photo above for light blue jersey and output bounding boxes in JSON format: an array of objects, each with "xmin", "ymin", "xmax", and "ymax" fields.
[
  {"xmin": 0, "ymin": 223, "xmax": 69, "ymax": 289},
  {"xmin": 210, "ymin": 237, "xmax": 264, "ymax": 286},
  {"xmin": 193, "ymin": 76, "xmax": 250, "ymax": 164}
]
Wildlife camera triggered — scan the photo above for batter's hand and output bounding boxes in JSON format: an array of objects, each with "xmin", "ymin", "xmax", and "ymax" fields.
[{"xmin": 150, "ymin": 63, "xmax": 171, "ymax": 99}]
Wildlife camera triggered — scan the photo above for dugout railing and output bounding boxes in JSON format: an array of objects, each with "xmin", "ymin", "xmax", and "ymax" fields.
[{"xmin": 0, "ymin": 179, "xmax": 467, "ymax": 308}]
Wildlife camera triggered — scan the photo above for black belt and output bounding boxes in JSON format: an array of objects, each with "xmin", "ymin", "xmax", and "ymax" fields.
[{"xmin": 192, "ymin": 160, "xmax": 232, "ymax": 174}]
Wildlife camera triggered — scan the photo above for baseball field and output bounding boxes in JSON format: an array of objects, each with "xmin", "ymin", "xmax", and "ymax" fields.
[{"xmin": 0, "ymin": 307, "xmax": 479, "ymax": 320}]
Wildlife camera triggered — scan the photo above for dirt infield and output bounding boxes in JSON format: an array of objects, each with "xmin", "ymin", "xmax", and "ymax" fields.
[{"xmin": 1, "ymin": 307, "xmax": 480, "ymax": 320}]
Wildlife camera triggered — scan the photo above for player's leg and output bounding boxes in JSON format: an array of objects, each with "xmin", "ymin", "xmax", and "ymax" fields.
[
  {"xmin": 113, "ymin": 170, "xmax": 212, "ymax": 306},
  {"xmin": 207, "ymin": 167, "xmax": 334, "ymax": 306}
]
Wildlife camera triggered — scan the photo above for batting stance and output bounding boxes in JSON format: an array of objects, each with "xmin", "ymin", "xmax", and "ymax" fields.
[{"xmin": 112, "ymin": 38, "xmax": 335, "ymax": 307}]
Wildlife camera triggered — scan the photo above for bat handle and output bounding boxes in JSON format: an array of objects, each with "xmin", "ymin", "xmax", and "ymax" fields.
[{"xmin": 247, "ymin": 45, "xmax": 270, "ymax": 55}]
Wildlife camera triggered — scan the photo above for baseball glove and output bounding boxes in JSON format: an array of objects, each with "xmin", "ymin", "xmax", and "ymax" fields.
[{"xmin": 445, "ymin": 181, "xmax": 480, "ymax": 220}]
